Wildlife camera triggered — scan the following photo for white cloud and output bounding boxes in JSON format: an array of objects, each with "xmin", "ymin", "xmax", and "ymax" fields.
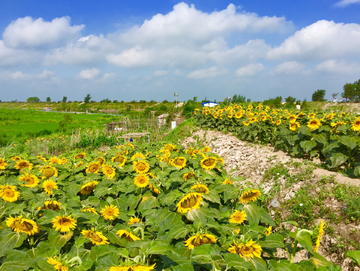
[
  {"xmin": 78, "ymin": 68, "xmax": 101, "ymax": 79},
  {"xmin": 315, "ymin": 59, "xmax": 360, "ymax": 73},
  {"xmin": 43, "ymin": 35, "xmax": 114, "ymax": 65},
  {"xmin": 271, "ymin": 61, "xmax": 305, "ymax": 74},
  {"xmin": 210, "ymin": 39, "xmax": 271, "ymax": 65},
  {"xmin": 175, "ymin": 69, "xmax": 183, "ymax": 76},
  {"xmin": 106, "ymin": 46, "xmax": 154, "ymax": 68},
  {"xmin": 154, "ymin": 70, "xmax": 168, "ymax": 76},
  {"xmin": 120, "ymin": 3, "xmax": 293, "ymax": 47},
  {"xmin": 235, "ymin": 63, "xmax": 264, "ymax": 77},
  {"xmin": 3, "ymin": 16, "xmax": 84, "ymax": 49},
  {"xmin": 188, "ymin": 66, "xmax": 228, "ymax": 79},
  {"xmin": 0, "ymin": 70, "xmax": 56, "ymax": 81},
  {"xmin": 334, "ymin": 0, "xmax": 360, "ymax": 7},
  {"xmin": 267, "ymin": 20, "xmax": 360, "ymax": 60}
]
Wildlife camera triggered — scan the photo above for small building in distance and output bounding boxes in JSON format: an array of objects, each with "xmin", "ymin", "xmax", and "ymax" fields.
[
  {"xmin": 43, "ymin": 107, "xmax": 52, "ymax": 111},
  {"xmin": 202, "ymin": 101, "xmax": 219, "ymax": 107}
]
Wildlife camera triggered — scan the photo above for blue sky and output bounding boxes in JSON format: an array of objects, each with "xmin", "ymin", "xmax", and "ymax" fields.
[{"xmin": 0, "ymin": 0, "xmax": 360, "ymax": 102}]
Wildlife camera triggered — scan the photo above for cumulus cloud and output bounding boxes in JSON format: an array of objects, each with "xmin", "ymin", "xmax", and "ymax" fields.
[
  {"xmin": 210, "ymin": 39, "xmax": 271, "ymax": 65},
  {"xmin": 3, "ymin": 16, "xmax": 84, "ymax": 49},
  {"xmin": 0, "ymin": 40, "xmax": 41, "ymax": 66},
  {"xmin": 43, "ymin": 35, "xmax": 114, "ymax": 66},
  {"xmin": 271, "ymin": 61, "xmax": 305, "ymax": 74},
  {"xmin": 0, "ymin": 70, "xmax": 56, "ymax": 81},
  {"xmin": 187, "ymin": 66, "xmax": 228, "ymax": 79},
  {"xmin": 315, "ymin": 59, "xmax": 360, "ymax": 73},
  {"xmin": 235, "ymin": 63, "xmax": 264, "ymax": 77},
  {"xmin": 267, "ymin": 20, "xmax": 360, "ymax": 60},
  {"xmin": 78, "ymin": 68, "xmax": 101, "ymax": 79},
  {"xmin": 154, "ymin": 70, "xmax": 168, "ymax": 76},
  {"xmin": 120, "ymin": 3, "xmax": 293, "ymax": 47},
  {"xmin": 334, "ymin": 0, "xmax": 360, "ymax": 7},
  {"xmin": 106, "ymin": 46, "xmax": 154, "ymax": 68}
]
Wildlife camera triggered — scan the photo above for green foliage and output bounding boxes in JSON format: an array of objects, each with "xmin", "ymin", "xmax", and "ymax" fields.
[
  {"xmin": 312, "ymin": 89, "xmax": 326, "ymax": 102},
  {"xmin": 182, "ymin": 99, "xmax": 200, "ymax": 118},
  {"xmin": 27, "ymin": 97, "xmax": 40, "ymax": 103},
  {"xmin": 285, "ymin": 96, "xmax": 296, "ymax": 104},
  {"xmin": 84, "ymin": 94, "xmax": 91, "ymax": 104},
  {"xmin": 342, "ymin": 80, "xmax": 360, "ymax": 102},
  {"xmin": 342, "ymin": 196, "xmax": 360, "ymax": 220},
  {"xmin": 0, "ymin": 142, "xmax": 345, "ymax": 269},
  {"xmin": 62, "ymin": 96, "xmax": 67, "ymax": 103},
  {"xmin": 230, "ymin": 95, "xmax": 246, "ymax": 103},
  {"xmin": 263, "ymin": 96, "xmax": 282, "ymax": 108},
  {"xmin": 46, "ymin": 97, "xmax": 51, "ymax": 102}
]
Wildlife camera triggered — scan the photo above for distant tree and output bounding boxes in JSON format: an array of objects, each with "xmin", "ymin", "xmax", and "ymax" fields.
[
  {"xmin": 113, "ymin": 100, "xmax": 118, "ymax": 103},
  {"xmin": 342, "ymin": 82, "xmax": 358, "ymax": 102},
  {"xmin": 27, "ymin": 97, "xmax": 40, "ymax": 103},
  {"xmin": 162, "ymin": 100, "xmax": 168, "ymax": 103},
  {"xmin": 46, "ymin": 97, "xmax": 51, "ymax": 102},
  {"xmin": 230, "ymin": 94, "xmax": 246, "ymax": 103},
  {"xmin": 246, "ymin": 98, "xmax": 251, "ymax": 102},
  {"xmin": 62, "ymin": 96, "xmax": 67, "ymax": 103},
  {"xmin": 312, "ymin": 89, "xmax": 326, "ymax": 101},
  {"xmin": 285, "ymin": 96, "xmax": 296, "ymax": 104},
  {"xmin": 100, "ymin": 98, "xmax": 111, "ymax": 103},
  {"xmin": 332, "ymin": 93, "xmax": 339, "ymax": 100},
  {"xmin": 84, "ymin": 94, "xmax": 91, "ymax": 103},
  {"xmin": 139, "ymin": 100, "xmax": 146, "ymax": 103},
  {"xmin": 150, "ymin": 100, "xmax": 156, "ymax": 103}
]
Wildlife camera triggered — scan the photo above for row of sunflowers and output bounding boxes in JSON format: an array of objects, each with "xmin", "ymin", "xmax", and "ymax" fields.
[
  {"xmin": 194, "ymin": 103, "xmax": 360, "ymax": 176},
  {"xmin": 0, "ymin": 142, "xmax": 358, "ymax": 270}
]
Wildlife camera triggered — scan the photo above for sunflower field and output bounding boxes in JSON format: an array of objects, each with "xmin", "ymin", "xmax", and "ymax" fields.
[
  {"xmin": 0, "ymin": 142, "xmax": 359, "ymax": 270},
  {"xmin": 194, "ymin": 104, "xmax": 360, "ymax": 177}
]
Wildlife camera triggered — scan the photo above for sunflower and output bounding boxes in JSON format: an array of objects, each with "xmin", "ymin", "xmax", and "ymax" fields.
[
  {"xmin": 325, "ymin": 113, "xmax": 335, "ymax": 120},
  {"xmin": 351, "ymin": 118, "xmax": 360, "ymax": 132},
  {"xmin": 133, "ymin": 161, "xmax": 150, "ymax": 174},
  {"xmin": 191, "ymin": 184, "xmax": 209, "ymax": 194},
  {"xmin": 14, "ymin": 160, "xmax": 33, "ymax": 170},
  {"xmin": 229, "ymin": 210, "xmax": 247, "ymax": 224},
  {"xmin": 6, "ymin": 216, "xmax": 39, "ymax": 235},
  {"xmin": 131, "ymin": 152, "xmax": 146, "ymax": 161},
  {"xmin": 239, "ymin": 189, "xmax": 261, "ymax": 204},
  {"xmin": 81, "ymin": 207, "xmax": 98, "ymax": 215},
  {"xmin": 289, "ymin": 122, "xmax": 300, "ymax": 131},
  {"xmin": 149, "ymin": 184, "xmax": 161, "ymax": 194},
  {"xmin": 43, "ymin": 180, "xmax": 58, "ymax": 195},
  {"xmin": 39, "ymin": 200, "xmax": 62, "ymax": 212},
  {"xmin": 313, "ymin": 220, "xmax": 325, "ymax": 252},
  {"xmin": 74, "ymin": 152, "xmax": 86, "ymax": 159},
  {"xmin": 200, "ymin": 157, "xmax": 217, "ymax": 170},
  {"xmin": 222, "ymin": 178, "xmax": 233, "ymax": 185},
  {"xmin": 49, "ymin": 157, "xmax": 61, "ymax": 165},
  {"xmin": 183, "ymin": 172, "xmax": 196, "ymax": 181},
  {"xmin": 18, "ymin": 172, "xmax": 39, "ymax": 188},
  {"xmin": 243, "ymin": 121, "xmax": 250, "ymax": 126},
  {"xmin": 176, "ymin": 193, "xmax": 203, "ymax": 213},
  {"xmin": 134, "ymin": 174, "xmax": 149, "ymax": 188},
  {"xmin": 265, "ymin": 226, "xmax": 272, "ymax": 236},
  {"xmin": 102, "ymin": 165, "xmax": 116, "ymax": 179},
  {"xmin": 82, "ymin": 228, "xmax": 109, "ymax": 245},
  {"xmin": 170, "ymin": 157, "xmax": 187, "ymax": 169},
  {"xmin": 307, "ymin": 118, "xmax": 321, "ymax": 130},
  {"xmin": 0, "ymin": 185, "xmax": 20, "ymax": 202},
  {"xmin": 148, "ymin": 172, "xmax": 157, "ymax": 179},
  {"xmin": 40, "ymin": 165, "xmax": 58, "ymax": 179},
  {"xmin": 228, "ymin": 240, "xmax": 262, "ymax": 259},
  {"xmin": 202, "ymin": 146, "xmax": 211, "ymax": 153},
  {"xmin": 95, "ymin": 157, "xmax": 106, "ymax": 165},
  {"xmin": 213, "ymin": 112, "xmax": 219, "ymax": 119},
  {"xmin": 185, "ymin": 148, "xmax": 196, "ymax": 156},
  {"xmin": 128, "ymin": 217, "xmax": 142, "ymax": 225},
  {"xmin": 60, "ymin": 157, "xmax": 68, "ymax": 165},
  {"xmin": 100, "ymin": 204, "xmax": 119, "ymax": 221},
  {"xmin": 0, "ymin": 158, "xmax": 8, "ymax": 170},
  {"xmin": 111, "ymin": 155, "xmax": 127, "ymax": 168},
  {"xmin": 184, "ymin": 233, "xmax": 217, "ymax": 249},
  {"xmin": 116, "ymin": 229, "xmax": 140, "ymax": 241},
  {"xmin": 276, "ymin": 120, "xmax": 281, "ymax": 126},
  {"xmin": 75, "ymin": 161, "xmax": 84, "ymax": 168},
  {"xmin": 52, "ymin": 215, "xmax": 77, "ymax": 232},
  {"xmin": 308, "ymin": 112, "xmax": 316, "ymax": 119},
  {"xmin": 47, "ymin": 257, "xmax": 69, "ymax": 271},
  {"xmin": 86, "ymin": 162, "xmax": 101, "ymax": 174},
  {"xmin": 80, "ymin": 181, "xmax": 99, "ymax": 195},
  {"xmin": 11, "ymin": 156, "xmax": 21, "ymax": 161},
  {"xmin": 110, "ymin": 264, "xmax": 156, "ymax": 271},
  {"xmin": 235, "ymin": 112, "xmax": 243, "ymax": 119}
]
